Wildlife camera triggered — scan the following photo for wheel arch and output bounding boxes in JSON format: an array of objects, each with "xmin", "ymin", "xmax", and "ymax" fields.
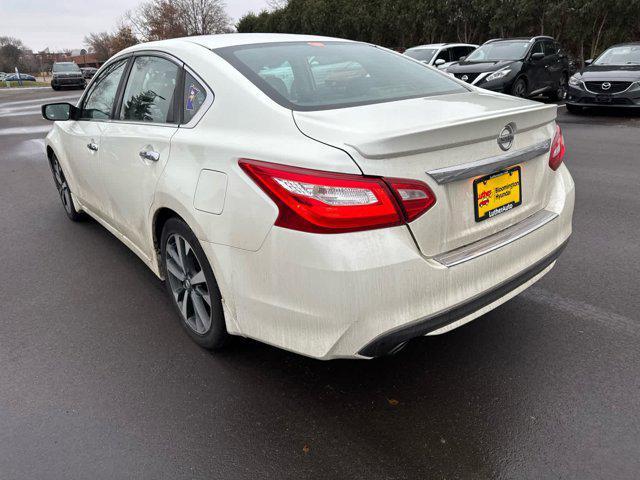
[{"xmin": 149, "ymin": 199, "xmax": 207, "ymax": 277}]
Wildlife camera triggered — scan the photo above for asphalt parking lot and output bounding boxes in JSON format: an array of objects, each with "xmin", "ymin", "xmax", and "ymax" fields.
[{"xmin": 1, "ymin": 88, "xmax": 639, "ymax": 480}]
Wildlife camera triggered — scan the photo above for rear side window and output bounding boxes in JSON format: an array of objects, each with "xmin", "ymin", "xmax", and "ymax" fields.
[
  {"xmin": 120, "ymin": 56, "xmax": 179, "ymax": 123},
  {"xmin": 216, "ymin": 42, "xmax": 467, "ymax": 111},
  {"xmin": 183, "ymin": 72, "xmax": 207, "ymax": 123},
  {"xmin": 81, "ymin": 59, "xmax": 128, "ymax": 120}
]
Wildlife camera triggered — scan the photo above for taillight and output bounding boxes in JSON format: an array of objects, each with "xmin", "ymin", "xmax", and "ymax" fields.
[
  {"xmin": 239, "ymin": 159, "xmax": 435, "ymax": 234},
  {"xmin": 549, "ymin": 124, "xmax": 566, "ymax": 171},
  {"xmin": 385, "ymin": 178, "xmax": 436, "ymax": 222}
]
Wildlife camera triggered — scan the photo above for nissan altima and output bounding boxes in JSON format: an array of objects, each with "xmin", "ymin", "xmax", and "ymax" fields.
[{"xmin": 42, "ymin": 34, "xmax": 574, "ymax": 359}]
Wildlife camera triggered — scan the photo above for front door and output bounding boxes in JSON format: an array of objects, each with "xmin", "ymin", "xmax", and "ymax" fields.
[
  {"xmin": 527, "ymin": 41, "xmax": 547, "ymax": 93},
  {"xmin": 65, "ymin": 58, "xmax": 129, "ymax": 213},
  {"xmin": 99, "ymin": 55, "xmax": 181, "ymax": 255}
]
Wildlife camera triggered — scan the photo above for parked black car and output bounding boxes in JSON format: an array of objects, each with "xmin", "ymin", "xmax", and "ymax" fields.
[
  {"xmin": 81, "ymin": 67, "xmax": 98, "ymax": 79},
  {"xmin": 445, "ymin": 36, "xmax": 570, "ymax": 100},
  {"xmin": 51, "ymin": 62, "xmax": 86, "ymax": 90},
  {"xmin": 566, "ymin": 43, "xmax": 640, "ymax": 112}
]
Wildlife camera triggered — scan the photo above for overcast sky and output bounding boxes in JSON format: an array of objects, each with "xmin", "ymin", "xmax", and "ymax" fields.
[{"xmin": 0, "ymin": 0, "xmax": 271, "ymax": 51}]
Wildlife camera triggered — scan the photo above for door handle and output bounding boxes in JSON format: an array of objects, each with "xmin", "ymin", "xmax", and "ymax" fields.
[
  {"xmin": 87, "ymin": 142, "xmax": 98, "ymax": 151},
  {"xmin": 139, "ymin": 149, "xmax": 160, "ymax": 162}
]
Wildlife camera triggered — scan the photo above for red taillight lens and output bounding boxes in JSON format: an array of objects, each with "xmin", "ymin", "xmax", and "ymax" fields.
[
  {"xmin": 239, "ymin": 159, "xmax": 435, "ymax": 234},
  {"xmin": 385, "ymin": 178, "xmax": 436, "ymax": 222},
  {"xmin": 549, "ymin": 124, "xmax": 566, "ymax": 171}
]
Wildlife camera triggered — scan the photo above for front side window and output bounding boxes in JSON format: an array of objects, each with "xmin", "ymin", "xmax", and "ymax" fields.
[
  {"xmin": 466, "ymin": 41, "xmax": 530, "ymax": 62},
  {"xmin": 434, "ymin": 49, "xmax": 450, "ymax": 63},
  {"xmin": 452, "ymin": 46, "xmax": 475, "ymax": 61},
  {"xmin": 216, "ymin": 42, "xmax": 467, "ymax": 111},
  {"xmin": 82, "ymin": 59, "xmax": 128, "ymax": 120},
  {"xmin": 120, "ymin": 56, "xmax": 179, "ymax": 123},
  {"xmin": 183, "ymin": 72, "xmax": 208, "ymax": 123},
  {"xmin": 543, "ymin": 41, "xmax": 557, "ymax": 56}
]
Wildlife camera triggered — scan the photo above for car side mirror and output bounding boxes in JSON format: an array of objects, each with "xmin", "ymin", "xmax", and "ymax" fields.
[
  {"xmin": 584, "ymin": 59, "xmax": 593, "ymax": 66},
  {"xmin": 42, "ymin": 102, "xmax": 78, "ymax": 121},
  {"xmin": 531, "ymin": 52, "xmax": 545, "ymax": 61},
  {"xmin": 458, "ymin": 56, "xmax": 467, "ymax": 62},
  {"xmin": 434, "ymin": 58, "xmax": 446, "ymax": 66}
]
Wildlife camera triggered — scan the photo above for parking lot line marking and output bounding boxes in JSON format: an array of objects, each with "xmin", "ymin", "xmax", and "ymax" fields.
[
  {"xmin": 0, "ymin": 125, "xmax": 51, "ymax": 136},
  {"xmin": 523, "ymin": 287, "xmax": 639, "ymax": 336}
]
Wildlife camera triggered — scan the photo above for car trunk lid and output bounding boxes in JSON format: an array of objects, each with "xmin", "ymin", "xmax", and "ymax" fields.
[{"xmin": 293, "ymin": 91, "xmax": 558, "ymax": 257}]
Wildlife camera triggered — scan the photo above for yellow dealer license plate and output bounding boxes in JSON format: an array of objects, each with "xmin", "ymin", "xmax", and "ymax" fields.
[{"xmin": 473, "ymin": 166, "xmax": 522, "ymax": 222}]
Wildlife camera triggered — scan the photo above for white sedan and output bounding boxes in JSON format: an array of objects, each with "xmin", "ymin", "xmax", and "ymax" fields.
[{"xmin": 42, "ymin": 34, "xmax": 574, "ymax": 359}]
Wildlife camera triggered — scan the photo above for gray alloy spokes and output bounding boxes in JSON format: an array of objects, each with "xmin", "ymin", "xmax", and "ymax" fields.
[
  {"xmin": 60, "ymin": 181, "xmax": 72, "ymax": 213},
  {"xmin": 166, "ymin": 233, "xmax": 212, "ymax": 335},
  {"xmin": 52, "ymin": 158, "xmax": 72, "ymax": 214}
]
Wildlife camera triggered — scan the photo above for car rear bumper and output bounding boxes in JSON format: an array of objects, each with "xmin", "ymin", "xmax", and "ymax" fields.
[{"xmin": 203, "ymin": 164, "xmax": 574, "ymax": 359}]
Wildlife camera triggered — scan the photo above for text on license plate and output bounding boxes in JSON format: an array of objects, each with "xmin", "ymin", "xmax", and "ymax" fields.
[{"xmin": 473, "ymin": 166, "xmax": 522, "ymax": 222}]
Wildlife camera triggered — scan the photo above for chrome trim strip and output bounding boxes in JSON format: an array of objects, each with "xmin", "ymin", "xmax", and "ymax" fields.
[
  {"xmin": 583, "ymin": 81, "xmax": 636, "ymax": 95},
  {"xmin": 471, "ymin": 72, "xmax": 490, "ymax": 85},
  {"xmin": 427, "ymin": 139, "xmax": 551, "ymax": 184},
  {"xmin": 433, "ymin": 209, "xmax": 559, "ymax": 267}
]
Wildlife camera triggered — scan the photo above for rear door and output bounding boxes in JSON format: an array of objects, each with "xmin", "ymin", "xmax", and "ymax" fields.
[
  {"xmin": 99, "ymin": 54, "xmax": 181, "ymax": 253},
  {"xmin": 65, "ymin": 58, "xmax": 129, "ymax": 214}
]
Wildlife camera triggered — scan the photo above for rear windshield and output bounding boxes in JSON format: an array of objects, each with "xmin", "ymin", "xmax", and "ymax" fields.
[
  {"xmin": 215, "ymin": 42, "xmax": 467, "ymax": 111},
  {"xmin": 53, "ymin": 63, "xmax": 81, "ymax": 72}
]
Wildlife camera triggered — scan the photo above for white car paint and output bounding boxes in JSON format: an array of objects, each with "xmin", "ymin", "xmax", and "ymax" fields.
[
  {"xmin": 404, "ymin": 43, "xmax": 478, "ymax": 69},
  {"xmin": 45, "ymin": 34, "xmax": 574, "ymax": 359}
]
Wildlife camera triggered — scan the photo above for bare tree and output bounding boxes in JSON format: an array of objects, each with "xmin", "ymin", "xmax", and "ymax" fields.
[
  {"xmin": 84, "ymin": 32, "xmax": 114, "ymax": 61},
  {"xmin": 127, "ymin": 0, "xmax": 231, "ymax": 41},
  {"xmin": 179, "ymin": 0, "xmax": 232, "ymax": 35},
  {"xmin": 266, "ymin": 0, "xmax": 288, "ymax": 10}
]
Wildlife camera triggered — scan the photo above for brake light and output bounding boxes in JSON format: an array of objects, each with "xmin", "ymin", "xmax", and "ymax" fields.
[
  {"xmin": 549, "ymin": 124, "xmax": 566, "ymax": 171},
  {"xmin": 385, "ymin": 178, "xmax": 436, "ymax": 222},
  {"xmin": 239, "ymin": 159, "xmax": 435, "ymax": 234}
]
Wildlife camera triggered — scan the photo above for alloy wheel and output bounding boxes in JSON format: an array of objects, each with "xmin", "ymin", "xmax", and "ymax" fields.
[
  {"xmin": 513, "ymin": 80, "xmax": 527, "ymax": 98},
  {"xmin": 165, "ymin": 233, "xmax": 212, "ymax": 335},
  {"xmin": 51, "ymin": 157, "xmax": 73, "ymax": 215}
]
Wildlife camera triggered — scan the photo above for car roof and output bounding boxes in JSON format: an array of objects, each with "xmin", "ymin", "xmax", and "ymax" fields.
[
  {"xmin": 124, "ymin": 33, "xmax": 356, "ymax": 52},
  {"xmin": 484, "ymin": 36, "xmax": 555, "ymax": 44},
  {"xmin": 407, "ymin": 43, "xmax": 477, "ymax": 49},
  {"xmin": 607, "ymin": 42, "xmax": 640, "ymax": 48}
]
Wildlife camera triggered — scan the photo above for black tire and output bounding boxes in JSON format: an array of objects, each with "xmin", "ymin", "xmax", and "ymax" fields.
[
  {"xmin": 549, "ymin": 74, "xmax": 568, "ymax": 101},
  {"xmin": 511, "ymin": 77, "xmax": 528, "ymax": 98},
  {"xmin": 51, "ymin": 84, "xmax": 59, "ymax": 91},
  {"xmin": 161, "ymin": 217, "xmax": 228, "ymax": 350},
  {"xmin": 49, "ymin": 153, "xmax": 85, "ymax": 221},
  {"xmin": 565, "ymin": 103, "xmax": 584, "ymax": 114}
]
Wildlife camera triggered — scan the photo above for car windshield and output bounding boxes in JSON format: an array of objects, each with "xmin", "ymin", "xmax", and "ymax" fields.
[
  {"xmin": 404, "ymin": 48, "xmax": 438, "ymax": 63},
  {"xmin": 594, "ymin": 45, "xmax": 640, "ymax": 65},
  {"xmin": 215, "ymin": 42, "xmax": 467, "ymax": 110},
  {"xmin": 466, "ymin": 41, "xmax": 530, "ymax": 61},
  {"xmin": 53, "ymin": 63, "xmax": 80, "ymax": 73}
]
